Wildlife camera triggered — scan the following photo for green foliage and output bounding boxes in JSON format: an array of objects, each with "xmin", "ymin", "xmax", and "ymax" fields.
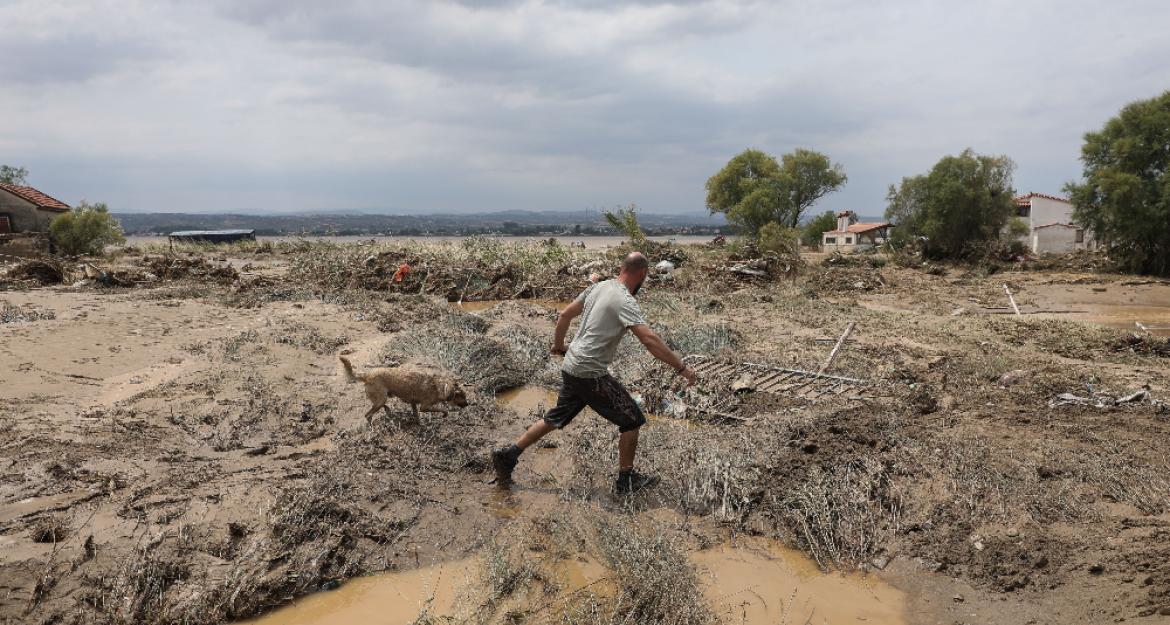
[
  {"xmin": 801, "ymin": 210, "xmax": 840, "ymax": 247},
  {"xmin": 1007, "ymin": 217, "xmax": 1031, "ymax": 239},
  {"xmin": 885, "ymin": 149, "xmax": 1016, "ymax": 259},
  {"xmin": 0, "ymin": 164, "xmax": 29, "ymax": 185},
  {"xmin": 48, "ymin": 201, "xmax": 126, "ymax": 256},
  {"xmin": 757, "ymin": 222, "xmax": 800, "ymax": 256},
  {"xmin": 602, "ymin": 203, "xmax": 646, "ymax": 243},
  {"xmin": 1064, "ymin": 90, "xmax": 1170, "ymax": 275},
  {"xmin": 705, "ymin": 148, "xmax": 846, "ymax": 234}
]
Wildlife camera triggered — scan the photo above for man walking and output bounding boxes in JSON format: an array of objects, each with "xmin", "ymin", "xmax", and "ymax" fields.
[{"xmin": 491, "ymin": 252, "xmax": 698, "ymax": 494}]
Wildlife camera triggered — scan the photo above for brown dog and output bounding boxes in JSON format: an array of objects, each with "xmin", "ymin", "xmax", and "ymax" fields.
[{"xmin": 339, "ymin": 356, "xmax": 469, "ymax": 424}]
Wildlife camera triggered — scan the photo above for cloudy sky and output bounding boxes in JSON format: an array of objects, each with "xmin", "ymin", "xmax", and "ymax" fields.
[{"xmin": 1, "ymin": 0, "xmax": 1167, "ymax": 215}]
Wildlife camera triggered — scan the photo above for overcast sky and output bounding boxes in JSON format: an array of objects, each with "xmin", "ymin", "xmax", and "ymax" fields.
[{"xmin": 1, "ymin": 0, "xmax": 1167, "ymax": 216}]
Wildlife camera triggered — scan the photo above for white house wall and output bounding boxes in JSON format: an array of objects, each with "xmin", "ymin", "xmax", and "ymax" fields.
[
  {"xmin": 1028, "ymin": 197, "xmax": 1075, "ymax": 229},
  {"xmin": 1032, "ymin": 226, "xmax": 1079, "ymax": 253}
]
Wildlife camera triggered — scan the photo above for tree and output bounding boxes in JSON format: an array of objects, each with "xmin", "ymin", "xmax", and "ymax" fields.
[
  {"xmin": 0, "ymin": 165, "xmax": 29, "ymax": 185},
  {"xmin": 602, "ymin": 203, "xmax": 646, "ymax": 244},
  {"xmin": 1064, "ymin": 90, "xmax": 1170, "ymax": 275},
  {"xmin": 801, "ymin": 210, "xmax": 847, "ymax": 247},
  {"xmin": 706, "ymin": 148, "xmax": 846, "ymax": 234},
  {"xmin": 49, "ymin": 201, "xmax": 126, "ymax": 256},
  {"xmin": 884, "ymin": 149, "xmax": 1016, "ymax": 259}
]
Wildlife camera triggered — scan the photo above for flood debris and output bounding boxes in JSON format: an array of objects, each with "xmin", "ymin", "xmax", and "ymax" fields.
[
  {"xmin": 1049, "ymin": 388, "xmax": 1161, "ymax": 409},
  {"xmin": 5, "ymin": 259, "xmax": 65, "ymax": 284}
]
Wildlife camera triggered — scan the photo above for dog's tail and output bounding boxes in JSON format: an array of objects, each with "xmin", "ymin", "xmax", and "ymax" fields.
[{"xmin": 338, "ymin": 355, "xmax": 363, "ymax": 383}]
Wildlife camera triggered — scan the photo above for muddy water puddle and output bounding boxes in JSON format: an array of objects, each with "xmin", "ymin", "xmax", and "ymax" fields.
[
  {"xmin": 1054, "ymin": 304, "xmax": 1170, "ymax": 336},
  {"xmin": 697, "ymin": 537, "xmax": 907, "ymax": 625},
  {"xmin": 496, "ymin": 385, "xmax": 559, "ymax": 414},
  {"xmin": 239, "ymin": 537, "xmax": 907, "ymax": 625},
  {"xmin": 238, "ymin": 558, "xmax": 478, "ymax": 625}
]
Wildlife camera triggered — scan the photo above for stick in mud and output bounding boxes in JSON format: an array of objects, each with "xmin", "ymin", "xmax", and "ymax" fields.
[
  {"xmin": 819, "ymin": 321, "xmax": 856, "ymax": 374},
  {"xmin": 1003, "ymin": 283, "xmax": 1021, "ymax": 316}
]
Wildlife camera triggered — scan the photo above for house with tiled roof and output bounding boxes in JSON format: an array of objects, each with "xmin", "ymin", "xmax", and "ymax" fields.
[
  {"xmin": 0, "ymin": 183, "xmax": 71, "ymax": 234},
  {"xmin": 1013, "ymin": 192, "xmax": 1098, "ymax": 254},
  {"xmin": 821, "ymin": 211, "xmax": 893, "ymax": 253}
]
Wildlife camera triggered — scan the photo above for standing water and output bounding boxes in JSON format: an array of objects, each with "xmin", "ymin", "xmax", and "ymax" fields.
[{"xmin": 237, "ymin": 538, "xmax": 908, "ymax": 625}]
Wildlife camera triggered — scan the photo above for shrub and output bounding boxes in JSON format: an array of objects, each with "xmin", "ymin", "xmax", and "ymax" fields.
[
  {"xmin": 49, "ymin": 201, "xmax": 125, "ymax": 256},
  {"xmin": 757, "ymin": 221, "xmax": 800, "ymax": 256}
]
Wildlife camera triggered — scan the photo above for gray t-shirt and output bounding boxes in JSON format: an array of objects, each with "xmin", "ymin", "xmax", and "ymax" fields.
[{"xmin": 561, "ymin": 279, "xmax": 647, "ymax": 378}]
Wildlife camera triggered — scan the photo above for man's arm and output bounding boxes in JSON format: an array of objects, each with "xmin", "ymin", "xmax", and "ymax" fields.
[
  {"xmin": 629, "ymin": 324, "xmax": 698, "ymax": 385},
  {"xmin": 551, "ymin": 298, "xmax": 585, "ymax": 354}
]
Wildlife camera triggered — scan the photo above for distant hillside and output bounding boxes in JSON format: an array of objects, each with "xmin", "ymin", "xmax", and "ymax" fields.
[{"xmin": 114, "ymin": 210, "xmax": 727, "ymax": 237}]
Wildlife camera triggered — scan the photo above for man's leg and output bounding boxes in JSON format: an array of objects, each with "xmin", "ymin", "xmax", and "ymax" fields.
[
  {"xmin": 618, "ymin": 427, "xmax": 639, "ymax": 472},
  {"xmin": 515, "ymin": 419, "xmax": 558, "ymax": 450},
  {"xmin": 492, "ymin": 374, "xmax": 585, "ymax": 485},
  {"xmin": 582, "ymin": 375, "xmax": 656, "ymax": 494}
]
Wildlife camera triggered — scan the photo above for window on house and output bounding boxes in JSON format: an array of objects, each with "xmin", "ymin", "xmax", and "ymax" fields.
[
  {"xmin": 1075, "ymin": 229, "xmax": 1085, "ymax": 243},
  {"xmin": 1017, "ymin": 205, "xmax": 1030, "ymax": 218},
  {"xmin": 845, "ymin": 237, "xmax": 853, "ymax": 244},
  {"xmin": 824, "ymin": 237, "xmax": 837, "ymax": 244},
  {"xmin": 0, "ymin": 215, "xmax": 10, "ymax": 234}
]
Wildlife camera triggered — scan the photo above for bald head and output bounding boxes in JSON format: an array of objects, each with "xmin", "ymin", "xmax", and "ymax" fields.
[{"xmin": 620, "ymin": 252, "xmax": 649, "ymax": 274}]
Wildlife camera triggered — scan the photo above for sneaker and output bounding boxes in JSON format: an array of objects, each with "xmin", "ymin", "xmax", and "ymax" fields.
[
  {"xmin": 491, "ymin": 447, "xmax": 518, "ymax": 484},
  {"xmin": 615, "ymin": 470, "xmax": 659, "ymax": 494}
]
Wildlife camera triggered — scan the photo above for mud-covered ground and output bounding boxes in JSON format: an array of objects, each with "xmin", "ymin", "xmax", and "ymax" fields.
[{"xmin": 2, "ymin": 242, "xmax": 1170, "ymax": 625}]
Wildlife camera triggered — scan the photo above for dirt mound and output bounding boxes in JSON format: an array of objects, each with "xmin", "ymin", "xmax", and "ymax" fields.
[{"xmin": 804, "ymin": 265, "xmax": 891, "ymax": 294}]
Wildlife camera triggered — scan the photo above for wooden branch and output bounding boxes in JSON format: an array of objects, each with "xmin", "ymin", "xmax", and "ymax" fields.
[
  {"xmin": 819, "ymin": 321, "xmax": 856, "ymax": 374},
  {"xmin": 1003, "ymin": 283, "xmax": 1021, "ymax": 316}
]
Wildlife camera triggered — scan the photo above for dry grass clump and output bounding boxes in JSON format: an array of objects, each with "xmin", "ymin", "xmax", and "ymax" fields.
[
  {"xmin": 1076, "ymin": 437, "xmax": 1170, "ymax": 515},
  {"xmin": 380, "ymin": 321, "xmax": 543, "ymax": 393},
  {"xmin": 777, "ymin": 456, "xmax": 901, "ymax": 569},
  {"xmin": 273, "ymin": 320, "xmax": 349, "ymax": 355},
  {"xmin": 559, "ymin": 418, "xmax": 760, "ymax": 522},
  {"xmin": 582, "ymin": 518, "xmax": 716, "ymax": 625},
  {"xmin": 29, "ymin": 515, "xmax": 69, "ymax": 543}
]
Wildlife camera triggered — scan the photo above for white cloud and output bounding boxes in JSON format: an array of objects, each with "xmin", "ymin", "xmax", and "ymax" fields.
[{"xmin": 0, "ymin": 0, "xmax": 1167, "ymax": 213}]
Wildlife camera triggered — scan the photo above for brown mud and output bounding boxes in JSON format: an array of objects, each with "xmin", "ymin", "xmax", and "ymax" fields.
[{"xmin": 3, "ymin": 245, "xmax": 1170, "ymax": 624}]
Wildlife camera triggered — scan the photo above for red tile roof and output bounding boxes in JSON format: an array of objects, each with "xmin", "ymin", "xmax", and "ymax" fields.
[
  {"xmin": 1014, "ymin": 192, "xmax": 1069, "ymax": 205},
  {"xmin": 825, "ymin": 221, "xmax": 893, "ymax": 235},
  {"xmin": 0, "ymin": 183, "xmax": 71, "ymax": 211}
]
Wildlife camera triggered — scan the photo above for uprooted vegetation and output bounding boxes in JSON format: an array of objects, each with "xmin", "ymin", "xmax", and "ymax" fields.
[{"xmin": 4, "ymin": 239, "xmax": 1170, "ymax": 624}]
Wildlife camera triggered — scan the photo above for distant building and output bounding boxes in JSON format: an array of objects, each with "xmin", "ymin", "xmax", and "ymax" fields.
[
  {"xmin": 822, "ymin": 211, "xmax": 893, "ymax": 253},
  {"xmin": 0, "ymin": 183, "xmax": 71, "ymax": 234},
  {"xmin": 1013, "ymin": 193, "xmax": 1097, "ymax": 254}
]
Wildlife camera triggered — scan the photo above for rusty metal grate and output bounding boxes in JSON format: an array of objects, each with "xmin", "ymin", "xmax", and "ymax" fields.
[{"xmin": 684, "ymin": 355, "xmax": 870, "ymax": 401}]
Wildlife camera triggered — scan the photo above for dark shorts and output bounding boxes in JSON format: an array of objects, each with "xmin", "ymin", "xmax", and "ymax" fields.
[{"xmin": 544, "ymin": 371, "xmax": 647, "ymax": 433}]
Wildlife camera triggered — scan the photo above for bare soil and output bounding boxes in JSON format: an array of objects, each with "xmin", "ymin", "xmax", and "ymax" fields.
[{"xmin": 2, "ymin": 245, "xmax": 1170, "ymax": 625}]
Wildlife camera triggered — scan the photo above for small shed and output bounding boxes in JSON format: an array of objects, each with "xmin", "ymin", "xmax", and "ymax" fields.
[
  {"xmin": 0, "ymin": 183, "xmax": 71, "ymax": 234},
  {"xmin": 168, "ymin": 229, "xmax": 257, "ymax": 248}
]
